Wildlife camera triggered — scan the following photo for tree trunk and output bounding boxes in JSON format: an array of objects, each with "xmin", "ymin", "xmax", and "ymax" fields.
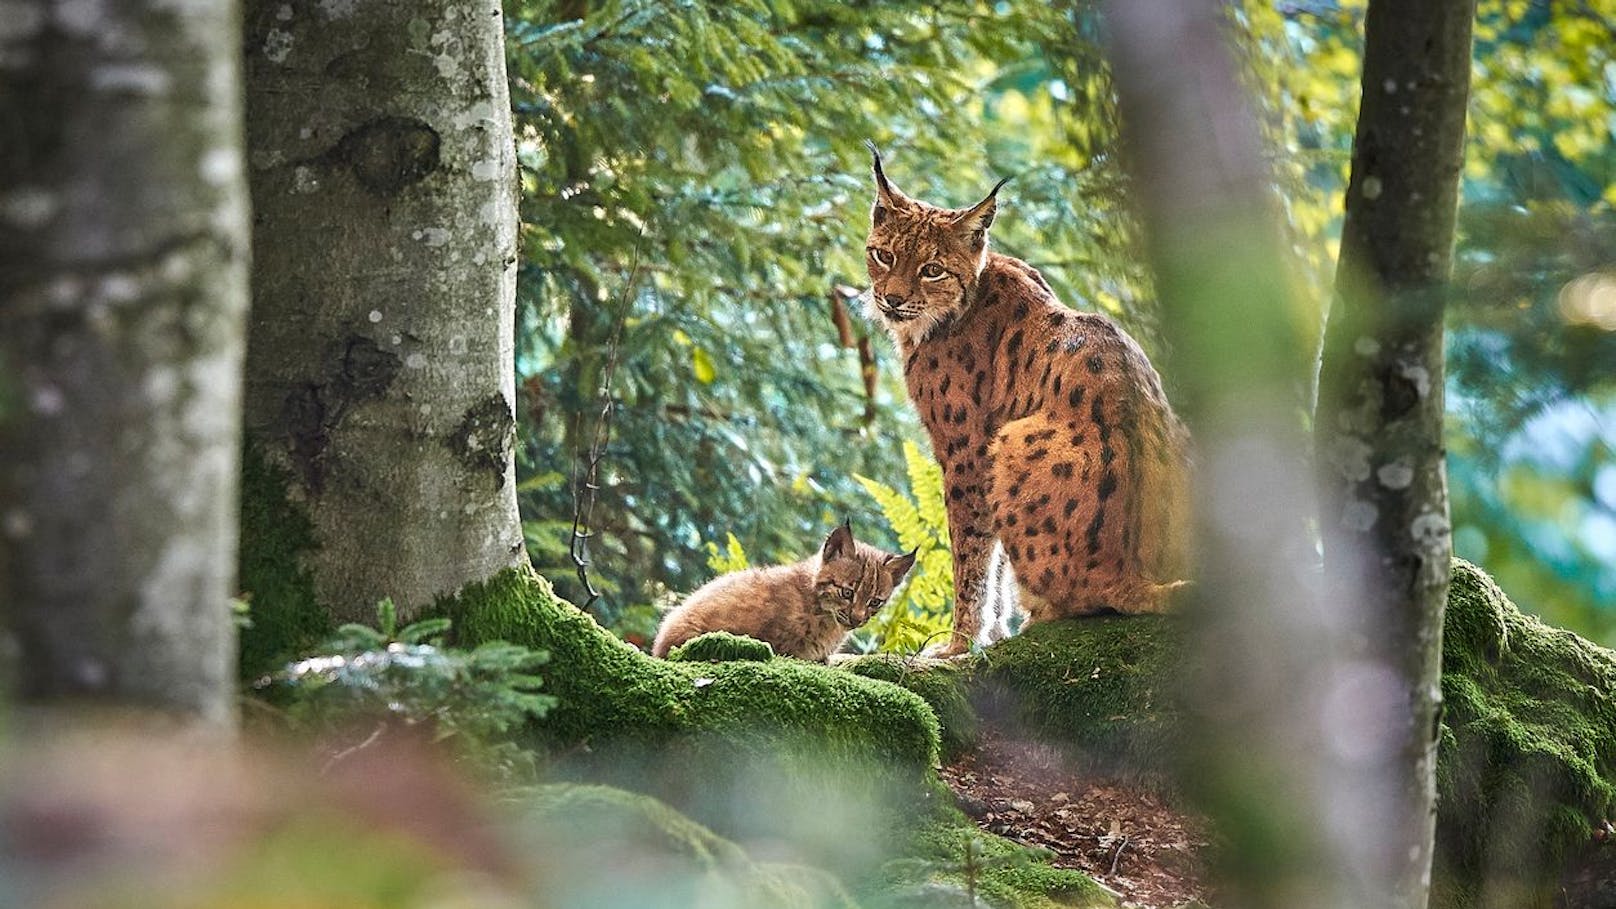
[
  {"xmin": 1315, "ymin": 2, "xmax": 1475, "ymax": 906},
  {"xmin": 1106, "ymin": 2, "xmax": 1404, "ymax": 907},
  {"xmin": 0, "ymin": 0, "xmax": 250, "ymax": 724},
  {"xmin": 241, "ymin": 0, "xmax": 525, "ymax": 625}
]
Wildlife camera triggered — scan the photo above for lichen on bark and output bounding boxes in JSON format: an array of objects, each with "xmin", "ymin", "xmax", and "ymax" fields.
[{"xmin": 446, "ymin": 393, "xmax": 516, "ymax": 489}]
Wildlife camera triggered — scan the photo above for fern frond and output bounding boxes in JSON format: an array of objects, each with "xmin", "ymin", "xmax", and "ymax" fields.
[{"xmin": 854, "ymin": 474, "xmax": 928, "ymax": 553}]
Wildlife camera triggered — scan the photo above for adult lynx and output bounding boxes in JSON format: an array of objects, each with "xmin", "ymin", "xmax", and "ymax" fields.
[{"xmin": 862, "ymin": 145, "xmax": 1190, "ymax": 655}]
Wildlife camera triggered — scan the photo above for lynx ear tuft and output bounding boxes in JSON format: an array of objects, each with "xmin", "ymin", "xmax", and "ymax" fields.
[
  {"xmin": 822, "ymin": 520, "xmax": 856, "ymax": 561},
  {"xmin": 953, "ymin": 175, "xmax": 1010, "ymax": 242},
  {"xmin": 887, "ymin": 546, "xmax": 918, "ymax": 582},
  {"xmin": 866, "ymin": 140, "xmax": 914, "ymax": 223}
]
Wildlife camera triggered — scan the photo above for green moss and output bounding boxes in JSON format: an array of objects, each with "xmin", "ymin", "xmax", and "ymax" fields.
[
  {"xmin": 435, "ymin": 567, "xmax": 942, "ymax": 871},
  {"xmin": 518, "ymin": 783, "xmax": 857, "ymax": 908},
  {"xmin": 237, "ymin": 444, "xmax": 331, "ymax": 678},
  {"xmin": 438, "ymin": 567, "xmax": 938, "ymax": 769},
  {"xmin": 978, "ymin": 614, "xmax": 1181, "ymax": 779},
  {"xmin": 668, "ymin": 631, "xmax": 776, "ymax": 663},
  {"xmin": 842, "ymin": 654, "xmax": 979, "ymax": 761},
  {"xmin": 1432, "ymin": 559, "xmax": 1616, "ymax": 901},
  {"xmin": 884, "ymin": 802, "xmax": 1115, "ymax": 908}
]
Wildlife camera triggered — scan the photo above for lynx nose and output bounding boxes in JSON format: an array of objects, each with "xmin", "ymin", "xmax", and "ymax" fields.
[{"xmin": 882, "ymin": 293, "xmax": 907, "ymax": 310}]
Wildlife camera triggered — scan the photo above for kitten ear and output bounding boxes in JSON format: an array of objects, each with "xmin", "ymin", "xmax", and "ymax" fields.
[
  {"xmin": 951, "ymin": 176, "xmax": 1009, "ymax": 244},
  {"xmin": 886, "ymin": 547, "xmax": 919, "ymax": 583},
  {"xmin": 822, "ymin": 520, "xmax": 855, "ymax": 561},
  {"xmin": 866, "ymin": 140, "xmax": 913, "ymax": 226}
]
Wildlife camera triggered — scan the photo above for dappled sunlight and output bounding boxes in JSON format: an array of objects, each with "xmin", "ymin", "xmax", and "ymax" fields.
[{"xmin": 1559, "ymin": 271, "xmax": 1616, "ymax": 331}]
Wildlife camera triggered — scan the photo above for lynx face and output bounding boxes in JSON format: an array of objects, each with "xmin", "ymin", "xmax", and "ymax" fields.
[
  {"xmin": 864, "ymin": 144, "xmax": 1006, "ymax": 348},
  {"xmin": 811, "ymin": 522, "xmax": 916, "ymax": 628}
]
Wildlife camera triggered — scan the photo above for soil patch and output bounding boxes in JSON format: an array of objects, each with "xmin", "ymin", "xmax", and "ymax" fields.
[{"xmin": 939, "ymin": 732, "xmax": 1210, "ymax": 909}]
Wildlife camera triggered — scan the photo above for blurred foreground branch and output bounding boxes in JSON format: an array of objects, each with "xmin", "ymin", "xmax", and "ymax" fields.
[{"xmin": 1106, "ymin": 2, "xmax": 1396, "ymax": 907}]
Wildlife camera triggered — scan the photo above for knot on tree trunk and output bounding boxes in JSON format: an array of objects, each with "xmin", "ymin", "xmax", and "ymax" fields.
[
  {"xmin": 447, "ymin": 394, "xmax": 515, "ymax": 489},
  {"xmin": 336, "ymin": 117, "xmax": 441, "ymax": 195}
]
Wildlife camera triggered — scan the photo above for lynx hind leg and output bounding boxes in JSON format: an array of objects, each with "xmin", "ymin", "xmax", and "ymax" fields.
[
  {"xmin": 989, "ymin": 413, "xmax": 1111, "ymax": 622},
  {"xmin": 977, "ymin": 539, "xmax": 1021, "ymax": 645},
  {"xmin": 1014, "ymin": 579, "xmax": 1060, "ymax": 625}
]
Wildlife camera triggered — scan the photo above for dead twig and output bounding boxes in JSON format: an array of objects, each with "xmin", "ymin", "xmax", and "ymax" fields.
[{"xmin": 569, "ymin": 238, "xmax": 641, "ymax": 613}]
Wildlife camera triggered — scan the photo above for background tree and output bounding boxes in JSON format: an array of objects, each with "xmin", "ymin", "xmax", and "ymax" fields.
[
  {"xmin": 240, "ymin": 0, "xmax": 526, "ymax": 662},
  {"xmin": 1314, "ymin": 4, "xmax": 1476, "ymax": 906},
  {"xmin": 0, "ymin": 0, "xmax": 250, "ymax": 723},
  {"xmin": 1255, "ymin": 0, "xmax": 1616, "ymax": 643}
]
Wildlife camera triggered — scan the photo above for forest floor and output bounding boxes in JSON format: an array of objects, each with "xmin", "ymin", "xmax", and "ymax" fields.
[{"xmin": 939, "ymin": 732, "xmax": 1210, "ymax": 909}]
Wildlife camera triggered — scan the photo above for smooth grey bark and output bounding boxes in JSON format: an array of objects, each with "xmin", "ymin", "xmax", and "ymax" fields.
[
  {"xmin": 242, "ymin": 0, "xmax": 526, "ymax": 623},
  {"xmin": 1106, "ymin": 2, "xmax": 1421, "ymax": 907},
  {"xmin": 1315, "ymin": 3, "xmax": 1475, "ymax": 906},
  {"xmin": 0, "ymin": 0, "xmax": 250, "ymax": 724}
]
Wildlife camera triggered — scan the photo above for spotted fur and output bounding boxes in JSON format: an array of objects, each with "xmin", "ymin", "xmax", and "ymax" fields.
[{"xmin": 862, "ymin": 146, "xmax": 1191, "ymax": 654}]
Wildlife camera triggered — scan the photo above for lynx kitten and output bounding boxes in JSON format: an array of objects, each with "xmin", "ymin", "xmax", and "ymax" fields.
[{"xmin": 652, "ymin": 522, "xmax": 916, "ymax": 662}]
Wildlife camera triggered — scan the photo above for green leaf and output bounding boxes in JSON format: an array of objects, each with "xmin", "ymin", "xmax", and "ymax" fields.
[{"xmin": 692, "ymin": 347, "xmax": 717, "ymax": 384}]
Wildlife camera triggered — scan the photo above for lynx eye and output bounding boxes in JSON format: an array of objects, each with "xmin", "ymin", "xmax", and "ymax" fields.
[
  {"xmin": 868, "ymin": 247, "xmax": 894, "ymax": 268},
  {"xmin": 840, "ymin": 588, "xmax": 855, "ymax": 601},
  {"xmin": 919, "ymin": 262, "xmax": 946, "ymax": 280},
  {"xmin": 868, "ymin": 598, "xmax": 884, "ymax": 608}
]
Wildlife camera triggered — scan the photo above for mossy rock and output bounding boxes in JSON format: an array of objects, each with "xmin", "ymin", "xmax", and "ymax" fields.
[
  {"xmin": 1430, "ymin": 559, "xmax": 1616, "ymax": 906},
  {"xmin": 843, "ymin": 654, "xmax": 980, "ymax": 761},
  {"xmin": 842, "ymin": 616, "xmax": 1179, "ymax": 777},
  {"xmin": 433, "ymin": 567, "xmax": 946, "ymax": 874},
  {"xmin": 976, "ymin": 615, "xmax": 1181, "ymax": 779},
  {"xmin": 668, "ymin": 631, "xmax": 776, "ymax": 663},
  {"xmin": 847, "ymin": 560, "xmax": 1616, "ymax": 906},
  {"xmin": 517, "ymin": 783, "xmax": 857, "ymax": 908},
  {"xmin": 877, "ymin": 789, "xmax": 1116, "ymax": 909},
  {"xmin": 436, "ymin": 568, "xmax": 938, "ymax": 770}
]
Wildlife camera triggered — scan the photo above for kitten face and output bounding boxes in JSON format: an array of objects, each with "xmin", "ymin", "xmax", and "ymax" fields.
[
  {"xmin": 812, "ymin": 522, "xmax": 917, "ymax": 628},
  {"xmin": 863, "ymin": 145, "xmax": 1006, "ymax": 347}
]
